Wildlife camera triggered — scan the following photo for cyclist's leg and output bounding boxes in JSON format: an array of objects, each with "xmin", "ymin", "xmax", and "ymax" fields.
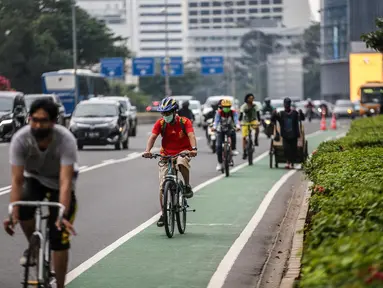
[
  {"xmin": 242, "ymin": 124, "xmax": 249, "ymax": 159},
  {"xmin": 216, "ymin": 132, "xmax": 224, "ymax": 170},
  {"xmin": 19, "ymin": 177, "xmax": 45, "ymax": 265},
  {"xmin": 48, "ymin": 190, "xmax": 77, "ymax": 288},
  {"xmin": 230, "ymin": 129, "xmax": 237, "ymax": 152},
  {"xmin": 176, "ymin": 152, "xmax": 193, "ymax": 198}
]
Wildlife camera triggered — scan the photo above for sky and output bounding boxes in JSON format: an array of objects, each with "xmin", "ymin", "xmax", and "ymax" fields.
[{"xmin": 309, "ymin": 0, "xmax": 320, "ymax": 21}]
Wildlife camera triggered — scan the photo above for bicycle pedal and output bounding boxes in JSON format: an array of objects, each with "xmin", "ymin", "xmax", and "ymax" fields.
[{"xmin": 187, "ymin": 209, "xmax": 196, "ymax": 212}]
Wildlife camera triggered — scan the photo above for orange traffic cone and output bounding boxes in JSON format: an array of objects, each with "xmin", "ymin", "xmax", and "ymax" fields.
[
  {"xmin": 320, "ymin": 113, "xmax": 327, "ymax": 131},
  {"xmin": 330, "ymin": 113, "xmax": 337, "ymax": 130}
]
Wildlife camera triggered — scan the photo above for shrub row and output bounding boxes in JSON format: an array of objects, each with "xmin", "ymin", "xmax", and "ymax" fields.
[{"xmin": 300, "ymin": 115, "xmax": 383, "ymax": 288}]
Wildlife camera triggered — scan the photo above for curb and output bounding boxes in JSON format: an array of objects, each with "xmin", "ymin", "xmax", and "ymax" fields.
[{"xmin": 279, "ymin": 181, "xmax": 313, "ymax": 288}]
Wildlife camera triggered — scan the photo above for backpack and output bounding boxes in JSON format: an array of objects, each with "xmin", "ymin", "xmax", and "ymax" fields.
[{"xmin": 160, "ymin": 116, "xmax": 188, "ymax": 137}]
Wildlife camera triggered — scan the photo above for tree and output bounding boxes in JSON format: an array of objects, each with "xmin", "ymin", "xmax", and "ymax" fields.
[
  {"xmin": 361, "ymin": 18, "xmax": 383, "ymax": 52},
  {"xmin": 239, "ymin": 30, "xmax": 274, "ymax": 100},
  {"xmin": 0, "ymin": 0, "xmax": 130, "ymax": 93},
  {"xmin": 294, "ymin": 22, "xmax": 321, "ymax": 99}
]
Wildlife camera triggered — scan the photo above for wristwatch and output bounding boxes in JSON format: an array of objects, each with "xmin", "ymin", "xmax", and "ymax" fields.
[{"xmin": 191, "ymin": 146, "xmax": 198, "ymax": 151}]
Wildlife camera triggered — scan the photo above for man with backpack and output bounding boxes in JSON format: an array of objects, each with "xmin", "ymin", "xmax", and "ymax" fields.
[{"xmin": 142, "ymin": 97, "xmax": 197, "ymax": 227}]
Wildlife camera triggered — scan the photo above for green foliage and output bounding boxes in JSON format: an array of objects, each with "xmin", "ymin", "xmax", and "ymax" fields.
[
  {"xmin": 300, "ymin": 116, "xmax": 383, "ymax": 287},
  {"xmin": 0, "ymin": 0, "xmax": 130, "ymax": 93},
  {"xmin": 107, "ymin": 81, "xmax": 151, "ymax": 112},
  {"xmin": 361, "ymin": 18, "xmax": 383, "ymax": 52}
]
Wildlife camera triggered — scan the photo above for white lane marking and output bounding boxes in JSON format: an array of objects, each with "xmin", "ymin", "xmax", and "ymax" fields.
[
  {"xmin": 188, "ymin": 223, "xmax": 233, "ymax": 226},
  {"xmin": 0, "ymin": 151, "xmax": 158, "ymax": 197},
  {"xmin": 65, "ymin": 128, "xmax": 340, "ymax": 285},
  {"xmin": 207, "ymin": 170, "xmax": 297, "ymax": 288}
]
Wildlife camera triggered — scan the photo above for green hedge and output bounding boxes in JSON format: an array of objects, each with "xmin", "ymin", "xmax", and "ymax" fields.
[{"xmin": 300, "ymin": 116, "xmax": 383, "ymax": 288}]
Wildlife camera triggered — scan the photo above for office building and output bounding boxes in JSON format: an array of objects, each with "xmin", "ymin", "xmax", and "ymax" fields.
[
  {"xmin": 320, "ymin": 0, "xmax": 383, "ymax": 101},
  {"xmin": 267, "ymin": 52, "xmax": 304, "ymax": 100}
]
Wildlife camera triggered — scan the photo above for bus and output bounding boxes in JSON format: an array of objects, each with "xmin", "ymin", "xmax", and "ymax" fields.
[
  {"xmin": 358, "ymin": 82, "xmax": 382, "ymax": 116},
  {"xmin": 42, "ymin": 69, "xmax": 110, "ymax": 116}
]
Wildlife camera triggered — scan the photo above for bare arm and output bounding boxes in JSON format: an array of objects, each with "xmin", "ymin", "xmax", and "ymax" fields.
[
  {"xmin": 10, "ymin": 165, "xmax": 24, "ymax": 204},
  {"xmin": 59, "ymin": 165, "xmax": 73, "ymax": 215},
  {"xmin": 145, "ymin": 133, "xmax": 159, "ymax": 152},
  {"xmin": 188, "ymin": 132, "xmax": 197, "ymax": 148}
]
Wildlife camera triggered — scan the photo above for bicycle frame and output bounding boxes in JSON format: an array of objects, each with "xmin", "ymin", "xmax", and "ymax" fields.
[{"xmin": 8, "ymin": 201, "xmax": 65, "ymax": 284}]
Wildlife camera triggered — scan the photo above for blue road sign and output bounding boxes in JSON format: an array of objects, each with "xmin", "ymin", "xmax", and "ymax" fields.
[
  {"xmin": 200, "ymin": 56, "xmax": 224, "ymax": 75},
  {"xmin": 132, "ymin": 57, "xmax": 155, "ymax": 76},
  {"xmin": 100, "ymin": 58, "xmax": 125, "ymax": 79},
  {"xmin": 160, "ymin": 57, "xmax": 184, "ymax": 76}
]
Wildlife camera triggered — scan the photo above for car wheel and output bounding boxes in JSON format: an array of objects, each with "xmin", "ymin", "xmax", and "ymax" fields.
[
  {"xmin": 122, "ymin": 133, "xmax": 129, "ymax": 149},
  {"xmin": 131, "ymin": 123, "xmax": 137, "ymax": 137},
  {"xmin": 77, "ymin": 142, "xmax": 83, "ymax": 150}
]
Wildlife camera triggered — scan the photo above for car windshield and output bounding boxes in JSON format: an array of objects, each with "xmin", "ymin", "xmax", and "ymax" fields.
[
  {"xmin": 189, "ymin": 103, "xmax": 200, "ymax": 110},
  {"xmin": 73, "ymin": 104, "xmax": 118, "ymax": 117},
  {"xmin": 336, "ymin": 101, "xmax": 352, "ymax": 107},
  {"xmin": 106, "ymin": 99, "xmax": 127, "ymax": 110},
  {"xmin": 0, "ymin": 96, "xmax": 14, "ymax": 111},
  {"xmin": 271, "ymin": 100, "xmax": 284, "ymax": 108},
  {"xmin": 25, "ymin": 96, "xmax": 54, "ymax": 110}
]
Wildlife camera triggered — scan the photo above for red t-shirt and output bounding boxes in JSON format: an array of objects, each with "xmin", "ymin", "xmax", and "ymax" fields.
[{"xmin": 152, "ymin": 115, "xmax": 194, "ymax": 155}]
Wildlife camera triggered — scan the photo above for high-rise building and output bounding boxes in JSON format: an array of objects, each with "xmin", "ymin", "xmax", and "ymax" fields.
[
  {"xmin": 130, "ymin": 0, "xmax": 188, "ymax": 58},
  {"xmin": 187, "ymin": 0, "xmax": 311, "ymax": 60},
  {"xmin": 77, "ymin": 0, "xmax": 129, "ymax": 40},
  {"xmin": 320, "ymin": 0, "xmax": 383, "ymax": 101}
]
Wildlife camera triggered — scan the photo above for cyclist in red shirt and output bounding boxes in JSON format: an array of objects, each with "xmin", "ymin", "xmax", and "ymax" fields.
[{"xmin": 143, "ymin": 97, "xmax": 197, "ymax": 227}]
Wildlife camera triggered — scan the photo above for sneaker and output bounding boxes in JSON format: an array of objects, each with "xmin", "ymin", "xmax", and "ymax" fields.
[
  {"xmin": 232, "ymin": 150, "xmax": 239, "ymax": 156},
  {"xmin": 184, "ymin": 184, "xmax": 194, "ymax": 199},
  {"xmin": 216, "ymin": 163, "xmax": 223, "ymax": 171},
  {"xmin": 254, "ymin": 138, "xmax": 259, "ymax": 146},
  {"xmin": 157, "ymin": 215, "xmax": 164, "ymax": 227},
  {"xmin": 242, "ymin": 152, "xmax": 247, "ymax": 160},
  {"xmin": 230, "ymin": 160, "xmax": 234, "ymax": 167},
  {"xmin": 20, "ymin": 249, "xmax": 37, "ymax": 267}
]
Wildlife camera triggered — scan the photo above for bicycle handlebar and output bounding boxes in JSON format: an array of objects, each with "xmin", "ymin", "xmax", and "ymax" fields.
[
  {"xmin": 143, "ymin": 152, "xmax": 190, "ymax": 159},
  {"xmin": 8, "ymin": 201, "xmax": 65, "ymax": 225}
]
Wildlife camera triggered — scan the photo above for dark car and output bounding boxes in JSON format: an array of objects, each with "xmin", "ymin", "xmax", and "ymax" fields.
[
  {"xmin": 90, "ymin": 96, "xmax": 138, "ymax": 137},
  {"xmin": 69, "ymin": 99, "xmax": 129, "ymax": 150},
  {"xmin": 0, "ymin": 91, "xmax": 27, "ymax": 141},
  {"xmin": 25, "ymin": 94, "xmax": 66, "ymax": 125}
]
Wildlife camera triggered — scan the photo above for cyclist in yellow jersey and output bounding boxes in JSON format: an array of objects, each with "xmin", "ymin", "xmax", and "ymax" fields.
[{"xmin": 239, "ymin": 93, "xmax": 261, "ymax": 160}]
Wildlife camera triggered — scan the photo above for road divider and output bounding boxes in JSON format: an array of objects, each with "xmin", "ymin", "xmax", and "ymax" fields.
[{"xmin": 137, "ymin": 112, "xmax": 161, "ymax": 124}]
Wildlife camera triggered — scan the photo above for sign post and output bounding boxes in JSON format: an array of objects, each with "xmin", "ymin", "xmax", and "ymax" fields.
[{"xmin": 160, "ymin": 57, "xmax": 184, "ymax": 77}]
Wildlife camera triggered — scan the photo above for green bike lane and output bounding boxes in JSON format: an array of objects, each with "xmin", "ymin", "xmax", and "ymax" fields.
[{"xmin": 66, "ymin": 129, "xmax": 344, "ymax": 288}]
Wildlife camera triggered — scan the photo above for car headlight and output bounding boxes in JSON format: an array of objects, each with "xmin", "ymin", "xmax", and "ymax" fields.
[
  {"xmin": 265, "ymin": 120, "xmax": 271, "ymax": 124},
  {"xmin": 0, "ymin": 118, "xmax": 13, "ymax": 125},
  {"xmin": 347, "ymin": 109, "xmax": 352, "ymax": 114},
  {"xmin": 370, "ymin": 108, "xmax": 375, "ymax": 113}
]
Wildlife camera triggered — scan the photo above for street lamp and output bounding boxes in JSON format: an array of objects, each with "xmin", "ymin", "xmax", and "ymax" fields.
[
  {"xmin": 72, "ymin": 0, "xmax": 78, "ymax": 107},
  {"xmin": 161, "ymin": 0, "xmax": 171, "ymax": 97}
]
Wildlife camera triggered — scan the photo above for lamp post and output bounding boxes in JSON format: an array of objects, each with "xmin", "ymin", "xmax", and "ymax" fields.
[
  {"xmin": 163, "ymin": 0, "xmax": 170, "ymax": 97},
  {"xmin": 72, "ymin": 0, "xmax": 78, "ymax": 107}
]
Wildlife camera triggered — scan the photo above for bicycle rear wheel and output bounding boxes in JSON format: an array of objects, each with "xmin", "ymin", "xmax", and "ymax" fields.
[
  {"xmin": 23, "ymin": 234, "xmax": 50, "ymax": 288},
  {"xmin": 163, "ymin": 181, "xmax": 175, "ymax": 238},
  {"xmin": 176, "ymin": 181, "xmax": 187, "ymax": 234}
]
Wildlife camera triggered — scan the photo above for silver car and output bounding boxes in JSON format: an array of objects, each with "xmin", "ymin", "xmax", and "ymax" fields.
[{"xmin": 333, "ymin": 100, "xmax": 356, "ymax": 119}]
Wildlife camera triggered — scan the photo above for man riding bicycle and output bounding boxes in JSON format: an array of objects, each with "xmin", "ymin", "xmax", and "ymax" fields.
[
  {"xmin": 3, "ymin": 98, "xmax": 78, "ymax": 288},
  {"xmin": 239, "ymin": 93, "xmax": 261, "ymax": 160},
  {"xmin": 212, "ymin": 99, "xmax": 240, "ymax": 171},
  {"xmin": 143, "ymin": 97, "xmax": 197, "ymax": 227}
]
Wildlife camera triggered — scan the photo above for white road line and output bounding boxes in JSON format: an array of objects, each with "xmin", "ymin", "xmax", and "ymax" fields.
[
  {"xmin": 207, "ymin": 170, "xmax": 297, "ymax": 288},
  {"xmin": 188, "ymin": 223, "xmax": 233, "ymax": 226},
  {"xmin": 0, "ymin": 150, "xmax": 159, "ymax": 197},
  {"xmin": 65, "ymin": 128, "xmax": 341, "ymax": 285}
]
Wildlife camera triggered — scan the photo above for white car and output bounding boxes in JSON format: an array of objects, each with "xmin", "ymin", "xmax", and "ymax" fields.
[{"xmin": 270, "ymin": 99, "xmax": 285, "ymax": 113}]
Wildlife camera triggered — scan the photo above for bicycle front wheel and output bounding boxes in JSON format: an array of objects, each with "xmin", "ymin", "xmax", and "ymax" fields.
[
  {"xmin": 23, "ymin": 234, "xmax": 50, "ymax": 288},
  {"xmin": 223, "ymin": 143, "xmax": 230, "ymax": 177},
  {"xmin": 248, "ymin": 135, "xmax": 253, "ymax": 165},
  {"xmin": 176, "ymin": 181, "xmax": 187, "ymax": 234},
  {"xmin": 163, "ymin": 181, "xmax": 175, "ymax": 238}
]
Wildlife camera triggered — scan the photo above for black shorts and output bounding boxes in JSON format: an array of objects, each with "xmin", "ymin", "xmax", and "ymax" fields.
[{"xmin": 18, "ymin": 177, "xmax": 77, "ymax": 251}]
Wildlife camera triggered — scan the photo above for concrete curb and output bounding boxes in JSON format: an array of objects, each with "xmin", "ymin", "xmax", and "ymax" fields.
[
  {"xmin": 279, "ymin": 181, "xmax": 313, "ymax": 288},
  {"xmin": 136, "ymin": 113, "xmax": 161, "ymax": 124}
]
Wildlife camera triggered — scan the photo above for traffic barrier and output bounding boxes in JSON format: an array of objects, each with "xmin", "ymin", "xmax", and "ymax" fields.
[
  {"xmin": 330, "ymin": 113, "xmax": 337, "ymax": 130},
  {"xmin": 136, "ymin": 112, "xmax": 161, "ymax": 124},
  {"xmin": 320, "ymin": 114, "xmax": 327, "ymax": 130}
]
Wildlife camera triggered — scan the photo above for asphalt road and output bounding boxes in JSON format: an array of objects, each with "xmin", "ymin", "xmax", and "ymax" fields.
[{"xmin": 0, "ymin": 119, "xmax": 349, "ymax": 287}]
